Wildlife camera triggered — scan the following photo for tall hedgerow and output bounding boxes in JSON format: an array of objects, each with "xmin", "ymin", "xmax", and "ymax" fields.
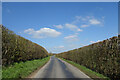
[
  {"xmin": 57, "ymin": 35, "xmax": 120, "ymax": 80},
  {"xmin": 2, "ymin": 25, "xmax": 48, "ymax": 66}
]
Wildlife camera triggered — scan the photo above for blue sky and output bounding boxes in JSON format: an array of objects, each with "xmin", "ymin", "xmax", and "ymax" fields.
[
  {"xmin": 2, "ymin": 0, "xmax": 120, "ymax": 2},
  {"xmin": 2, "ymin": 2, "xmax": 118, "ymax": 53}
]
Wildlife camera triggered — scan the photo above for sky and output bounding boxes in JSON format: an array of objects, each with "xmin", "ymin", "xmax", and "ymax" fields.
[
  {"xmin": 1, "ymin": 0, "xmax": 120, "ymax": 2},
  {"xmin": 2, "ymin": 2, "xmax": 118, "ymax": 53}
]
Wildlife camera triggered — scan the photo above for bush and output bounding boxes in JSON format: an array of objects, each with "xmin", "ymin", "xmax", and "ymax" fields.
[
  {"xmin": 1, "ymin": 25, "xmax": 48, "ymax": 66},
  {"xmin": 57, "ymin": 35, "xmax": 120, "ymax": 80}
]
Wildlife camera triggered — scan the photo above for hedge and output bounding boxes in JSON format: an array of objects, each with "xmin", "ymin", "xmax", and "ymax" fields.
[
  {"xmin": 1, "ymin": 25, "xmax": 48, "ymax": 66},
  {"xmin": 57, "ymin": 35, "xmax": 120, "ymax": 80}
]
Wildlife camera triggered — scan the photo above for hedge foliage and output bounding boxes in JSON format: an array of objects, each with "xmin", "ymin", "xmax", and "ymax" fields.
[
  {"xmin": 2, "ymin": 25, "xmax": 48, "ymax": 66},
  {"xmin": 57, "ymin": 35, "xmax": 120, "ymax": 80}
]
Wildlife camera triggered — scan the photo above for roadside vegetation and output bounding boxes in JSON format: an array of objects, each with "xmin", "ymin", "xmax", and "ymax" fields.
[
  {"xmin": 2, "ymin": 25, "xmax": 48, "ymax": 66},
  {"xmin": 59, "ymin": 57, "xmax": 110, "ymax": 80},
  {"xmin": 0, "ymin": 66, "xmax": 1, "ymax": 80},
  {"xmin": 56, "ymin": 35, "xmax": 120, "ymax": 80},
  {"xmin": 1, "ymin": 25, "xmax": 50, "ymax": 79},
  {"xmin": 2, "ymin": 56, "xmax": 50, "ymax": 79}
]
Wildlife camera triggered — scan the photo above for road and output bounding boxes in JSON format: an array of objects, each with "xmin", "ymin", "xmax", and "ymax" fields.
[{"xmin": 33, "ymin": 56, "xmax": 92, "ymax": 80}]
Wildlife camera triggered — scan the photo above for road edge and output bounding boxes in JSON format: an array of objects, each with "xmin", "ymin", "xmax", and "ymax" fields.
[
  {"xmin": 27, "ymin": 56, "xmax": 51, "ymax": 78},
  {"xmin": 57, "ymin": 57, "xmax": 92, "ymax": 79}
]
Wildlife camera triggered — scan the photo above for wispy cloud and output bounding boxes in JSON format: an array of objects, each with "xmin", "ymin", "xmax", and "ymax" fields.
[
  {"xmin": 24, "ymin": 28, "xmax": 34, "ymax": 34},
  {"xmin": 65, "ymin": 23, "xmax": 78, "ymax": 30},
  {"xmin": 90, "ymin": 41, "xmax": 96, "ymax": 43},
  {"xmin": 50, "ymin": 45, "xmax": 65, "ymax": 53},
  {"xmin": 73, "ymin": 16, "xmax": 104, "ymax": 28},
  {"xmin": 80, "ymin": 24, "xmax": 89, "ymax": 28},
  {"xmin": 89, "ymin": 19, "xmax": 101, "ymax": 25},
  {"xmin": 54, "ymin": 45, "xmax": 64, "ymax": 49},
  {"xmin": 24, "ymin": 28, "xmax": 61, "ymax": 38},
  {"xmin": 72, "ymin": 16, "xmax": 81, "ymax": 24},
  {"xmin": 53, "ymin": 15, "xmax": 104, "ymax": 32},
  {"xmin": 65, "ymin": 23, "xmax": 82, "ymax": 32},
  {"xmin": 90, "ymin": 40, "xmax": 101, "ymax": 44},
  {"xmin": 53, "ymin": 24, "xmax": 63, "ymax": 29},
  {"xmin": 77, "ymin": 28, "xmax": 83, "ymax": 31},
  {"xmin": 72, "ymin": 16, "xmax": 91, "ymax": 24},
  {"xmin": 64, "ymin": 33, "xmax": 79, "ymax": 42}
]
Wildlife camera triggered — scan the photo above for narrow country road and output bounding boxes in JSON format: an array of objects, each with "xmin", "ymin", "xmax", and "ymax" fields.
[{"xmin": 33, "ymin": 56, "xmax": 92, "ymax": 80}]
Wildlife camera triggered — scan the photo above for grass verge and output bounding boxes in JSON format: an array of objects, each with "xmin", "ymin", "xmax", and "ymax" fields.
[
  {"xmin": 0, "ymin": 71, "xmax": 1, "ymax": 80},
  {"xmin": 59, "ymin": 57, "xmax": 110, "ymax": 80},
  {"xmin": 2, "ymin": 56, "xmax": 50, "ymax": 79}
]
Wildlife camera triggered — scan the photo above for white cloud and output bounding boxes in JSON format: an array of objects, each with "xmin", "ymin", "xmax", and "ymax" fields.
[
  {"xmin": 89, "ymin": 19, "xmax": 101, "ymax": 25},
  {"xmin": 90, "ymin": 40, "xmax": 101, "ymax": 44},
  {"xmin": 24, "ymin": 28, "xmax": 34, "ymax": 34},
  {"xmin": 81, "ymin": 24, "xmax": 89, "ymax": 28},
  {"xmin": 75, "ymin": 16, "xmax": 91, "ymax": 21},
  {"xmin": 97, "ymin": 40, "xmax": 101, "ymax": 42},
  {"xmin": 24, "ymin": 28, "xmax": 61, "ymax": 38},
  {"xmin": 59, "ymin": 46, "xmax": 64, "ymax": 48},
  {"xmin": 73, "ymin": 16, "xmax": 103, "ymax": 27},
  {"xmin": 72, "ymin": 16, "xmax": 82, "ymax": 24},
  {"xmin": 90, "ymin": 41, "xmax": 96, "ymax": 43},
  {"xmin": 64, "ymin": 34, "xmax": 79, "ymax": 42},
  {"xmin": 51, "ymin": 45, "xmax": 65, "ymax": 53},
  {"xmin": 65, "ymin": 23, "xmax": 77, "ymax": 29},
  {"xmin": 51, "ymin": 16, "xmax": 103, "ymax": 33},
  {"xmin": 77, "ymin": 28, "xmax": 83, "ymax": 32},
  {"xmin": 65, "ymin": 23, "xmax": 83, "ymax": 32},
  {"xmin": 54, "ymin": 45, "xmax": 64, "ymax": 49},
  {"xmin": 53, "ymin": 23, "xmax": 83, "ymax": 32},
  {"xmin": 72, "ymin": 16, "xmax": 92, "ymax": 24},
  {"xmin": 64, "ymin": 35, "xmax": 77, "ymax": 39},
  {"xmin": 53, "ymin": 25, "xmax": 63, "ymax": 29}
]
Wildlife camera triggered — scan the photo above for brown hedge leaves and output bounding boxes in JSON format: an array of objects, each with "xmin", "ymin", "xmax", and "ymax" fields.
[
  {"xmin": 2, "ymin": 25, "xmax": 48, "ymax": 66},
  {"xmin": 57, "ymin": 35, "xmax": 120, "ymax": 80}
]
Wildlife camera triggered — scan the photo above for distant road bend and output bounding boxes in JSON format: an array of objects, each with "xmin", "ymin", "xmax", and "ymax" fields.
[{"xmin": 33, "ymin": 56, "xmax": 92, "ymax": 80}]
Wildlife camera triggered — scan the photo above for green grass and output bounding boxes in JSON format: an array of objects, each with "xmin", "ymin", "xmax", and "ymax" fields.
[
  {"xmin": 2, "ymin": 57, "xmax": 50, "ymax": 79},
  {"xmin": 59, "ymin": 57, "xmax": 110, "ymax": 80},
  {"xmin": 0, "ymin": 65, "xmax": 2, "ymax": 80}
]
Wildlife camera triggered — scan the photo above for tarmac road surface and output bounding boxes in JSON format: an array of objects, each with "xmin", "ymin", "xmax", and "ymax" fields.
[{"xmin": 33, "ymin": 56, "xmax": 92, "ymax": 80}]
